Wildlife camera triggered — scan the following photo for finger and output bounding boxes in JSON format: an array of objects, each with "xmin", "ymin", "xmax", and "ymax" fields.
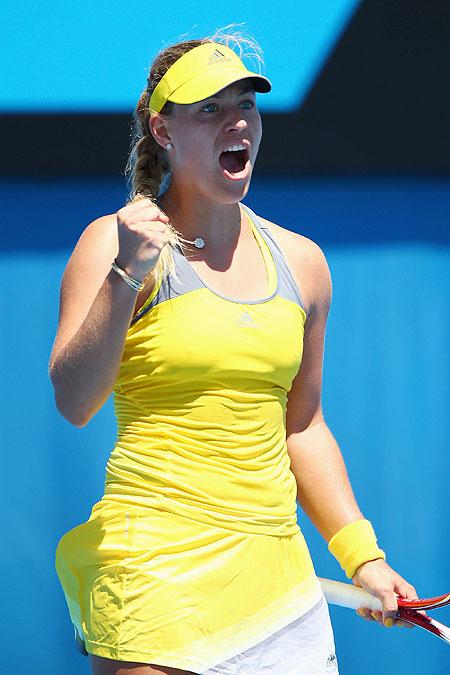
[
  {"xmin": 395, "ymin": 582, "xmax": 419, "ymax": 601},
  {"xmin": 144, "ymin": 204, "xmax": 170, "ymax": 220},
  {"xmin": 123, "ymin": 210, "xmax": 169, "ymax": 226},
  {"xmin": 138, "ymin": 224, "xmax": 171, "ymax": 235},
  {"xmin": 383, "ymin": 617, "xmax": 415, "ymax": 629},
  {"xmin": 139, "ymin": 212, "xmax": 170, "ymax": 225},
  {"xmin": 126, "ymin": 197, "xmax": 158, "ymax": 212},
  {"xmin": 117, "ymin": 199, "xmax": 152, "ymax": 218},
  {"xmin": 371, "ymin": 610, "xmax": 383, "ymax": 624},
  {"xmin": 356, "ymin": 608, "xmax": 375, "ymax": 621},
  {"xmin": 122, "ymin": 221, "xmax": 171, "ymax": 236},
  {"xmin": 376, "ymin": 589, "xmax": 399, "ymax": 625},
  {"xmin": 394, "ymin": 619, "xmax": 415, "ymax": 629},
  {"xmin": 118, "ymin": 200, "xmax": 170, "ymax": 224}
]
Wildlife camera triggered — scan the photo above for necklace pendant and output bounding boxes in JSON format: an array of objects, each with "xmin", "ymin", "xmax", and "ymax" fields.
[{"xmin": 194, "ymin": 237, "xmax": 205, "ymax": 249}]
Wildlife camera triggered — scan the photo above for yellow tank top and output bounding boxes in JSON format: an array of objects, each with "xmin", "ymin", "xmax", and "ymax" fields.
[{"xmin": 104, "ymin": 204, "xmax": 306, "ymax": 537}]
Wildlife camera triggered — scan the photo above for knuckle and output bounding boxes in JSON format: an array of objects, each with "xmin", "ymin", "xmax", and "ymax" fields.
[
  {"xmin": 143, "ymin": 205, "xmax": 159, "ymax": 219},
  {"xmin": 124, "ymin": 220, "xmax": 138, "ymax": 231},
  {"xmin": 155, "ymin": 211, "xmax": 169, "ymax": 223},
  {"xmin": 383, "ymin": 604, "xmax": 398, "ymax": 615},
  {"xmin": 145, "ymin": 230, "xmax": 164, "ymax": 244},
  {"xmin": 398, "ymin": 584, "xmax": 417, "ymax": 600},
  {"xmin": 376, "ymin": 587, "xmax": 391, "ymax": 599}
]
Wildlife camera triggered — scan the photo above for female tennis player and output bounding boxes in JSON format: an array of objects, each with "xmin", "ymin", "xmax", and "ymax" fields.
[{"xmin": 49, "ymin": 33, "xmax": 418, "ymax": 675}]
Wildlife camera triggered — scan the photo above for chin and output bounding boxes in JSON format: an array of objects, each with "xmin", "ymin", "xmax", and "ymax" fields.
[{"xmin": 215, "ymin": 172, "xmax": 253, "ymax": 204}]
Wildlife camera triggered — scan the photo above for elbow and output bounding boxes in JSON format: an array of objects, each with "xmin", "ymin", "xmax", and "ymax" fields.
[
  {"xmin": 54, "ymin": 392, "xmax": 92, "ymax": 427},
  {"xmin": 48, "ymin": 359, "xmax": 113, "ymax": 427},
  {"xmin": 62, "ymin": 407, "xmax": 91, "ymax": 428},
  {"xmin": 49, "ymin": 367, "xmax": 92, "ymax": 428}
]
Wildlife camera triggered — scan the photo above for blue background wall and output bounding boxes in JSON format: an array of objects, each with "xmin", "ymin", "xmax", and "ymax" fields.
[
  {"xmin": 2, "ymin": 177, "xmax": 449, "ymax": 674},
  {"xmin": 1, "ymin": 1, "xmax": 449, "ymax": 673}
]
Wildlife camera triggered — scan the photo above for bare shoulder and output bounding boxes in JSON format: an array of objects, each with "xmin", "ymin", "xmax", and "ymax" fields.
[
  {"xmin": 57, "ymin": 213, "xmax": 119, "ymax": 318},
  {"xmin": 258, "ymin": 215, "xmax": 332, "ymax": 314},
  {"xmin": 71, "ymin": 212, "xmax": 118, "ymax": 255},
  {"xmin": 50, "ymin": 211, "xmax": 154, "ymax": 366},
  {"xmin": 258, "ymin": 216, "xmax": 328, "ymax": 268},
  {"xmin": 63, "ymin": 211, "xmax": 155, "ymax": 309},
  {"xmin": 59, "ymin": 212, "xmax": 121, "ymax": 296}
]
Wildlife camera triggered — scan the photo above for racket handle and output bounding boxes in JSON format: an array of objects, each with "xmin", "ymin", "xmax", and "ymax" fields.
[{"xmin": 319, "ymin": 577, "xmax": 383, "ymax": 612}]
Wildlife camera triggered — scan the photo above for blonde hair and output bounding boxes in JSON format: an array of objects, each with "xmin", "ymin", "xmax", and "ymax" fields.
[{"xmin": 124, "ymin": 26, "xmax": 264, "ymax": 285}]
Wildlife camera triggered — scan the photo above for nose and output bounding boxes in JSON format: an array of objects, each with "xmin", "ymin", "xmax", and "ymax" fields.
[{"xmin": 224, "ymin": 113, "xmax": 248, "ymax": 133}]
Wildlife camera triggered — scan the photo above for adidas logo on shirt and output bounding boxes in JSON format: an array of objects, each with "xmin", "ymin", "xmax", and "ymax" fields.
[
  {"xmin": 326, "ymin": 652, "xmax": 338, "ymax": 670},
  {"xmin": 236, "ymin": 311, "xmax": 257, "ymax": 328},
  {"xmin": 208, "ymin": 49, "xmax": 232, "ymax": 65}
]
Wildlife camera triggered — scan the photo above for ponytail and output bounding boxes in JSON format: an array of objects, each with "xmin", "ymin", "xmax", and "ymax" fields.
[{"xmin": 124, "ymin": 89, "xmax": 179, "ymax": 284}]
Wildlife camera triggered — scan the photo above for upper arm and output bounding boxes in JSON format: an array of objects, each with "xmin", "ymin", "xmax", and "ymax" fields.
[
  {"xmin": 49, "ymin": 213, "xmax": 119, "ymax": 367},
  {"xmin": 283, "ymin": 235, "xmax": 333, "ymax": 437}
]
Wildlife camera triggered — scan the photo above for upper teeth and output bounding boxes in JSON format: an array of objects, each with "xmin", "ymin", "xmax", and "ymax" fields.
[{"xmin": 224, "ymin": 144, "xmax": 245, "ymax": 152}]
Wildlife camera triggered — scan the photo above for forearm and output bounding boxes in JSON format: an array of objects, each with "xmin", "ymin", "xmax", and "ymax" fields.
[
  {"xmin": 49, "ymin": 270, "xmax": 137, "ymax": 426},
  {"xmin": 287, "ymin": 418, "xmax": 364, "ymax": 542}
]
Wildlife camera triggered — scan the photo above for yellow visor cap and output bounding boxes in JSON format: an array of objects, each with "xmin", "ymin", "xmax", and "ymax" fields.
[{"xmin": 149, "ymin": 42, "xmax": 271, "ymax": 113}]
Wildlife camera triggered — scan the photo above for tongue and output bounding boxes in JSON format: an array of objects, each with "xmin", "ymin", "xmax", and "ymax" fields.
[{"xmin": 219, "ymin": 151, "xmax": 243, "ymax": 174}]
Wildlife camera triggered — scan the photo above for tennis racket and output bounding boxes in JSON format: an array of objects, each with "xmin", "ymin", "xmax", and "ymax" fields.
[{"xmin": 319, "ymin": 578, "xmax": 450, "ymax": 645}]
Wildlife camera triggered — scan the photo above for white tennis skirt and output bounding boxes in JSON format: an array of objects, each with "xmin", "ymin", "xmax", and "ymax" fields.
[{"xmin": 202, "ymin": 595, "xmax": 338, "ymax": 675}]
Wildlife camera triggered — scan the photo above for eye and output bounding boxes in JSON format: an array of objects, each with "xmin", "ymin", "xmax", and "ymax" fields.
[
  {"xmin": 200, "ymin": 103, "xmax": 219, "ymax": 113},
  {"xmin": 240, "ymin": 99, "xmax": 254, "ymax": 110}
]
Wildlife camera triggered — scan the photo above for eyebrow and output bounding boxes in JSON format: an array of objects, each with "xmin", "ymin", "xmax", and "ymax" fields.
[{"xmin": 209, "ymin": 84, "xmax": 255, "ymax": 99}]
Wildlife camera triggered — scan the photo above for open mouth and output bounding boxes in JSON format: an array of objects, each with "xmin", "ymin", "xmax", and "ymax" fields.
[{"xmin": 219, "ymin": 146, "xmax": 249, "ymax": 177}]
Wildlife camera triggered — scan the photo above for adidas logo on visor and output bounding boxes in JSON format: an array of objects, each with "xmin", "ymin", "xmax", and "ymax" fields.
[{"xmin": 208, "ymin": 48, "xmax": 232, "ymax": 65}]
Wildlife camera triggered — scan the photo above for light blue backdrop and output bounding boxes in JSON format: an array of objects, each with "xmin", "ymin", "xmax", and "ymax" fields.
[
  {"xmin": 2, "ymin": 177, "xmax": 449, "ymax": 674},
  {"xmin": 0, "ymin": 0, "xmax": 360, "ymax": 111}
]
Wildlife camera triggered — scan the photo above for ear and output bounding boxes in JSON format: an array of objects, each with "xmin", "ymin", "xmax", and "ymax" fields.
[{"xmin": 149, "ymin": 113, "xmax": 172, "ymax": 150}]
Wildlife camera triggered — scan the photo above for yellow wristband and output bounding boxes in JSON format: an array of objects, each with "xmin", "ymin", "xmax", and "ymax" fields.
[{"xmin": 328, "ymin": 519, "xmax": 386, "ymax": 579}]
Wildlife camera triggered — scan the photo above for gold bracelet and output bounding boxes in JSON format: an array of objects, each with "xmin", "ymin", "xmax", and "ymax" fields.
[
  {"xmin": 328, "ymin": 519, "xmax": 386, "ymax": 579},
  {"xmin": 111, "ymin": 260, "xmax": 145, "ymax": 292}
]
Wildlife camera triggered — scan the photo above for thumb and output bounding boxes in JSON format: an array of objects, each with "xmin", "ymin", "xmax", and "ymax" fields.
[{"xmin": 380, "ymin": 590, "xmax": 399, "ymax": 626}]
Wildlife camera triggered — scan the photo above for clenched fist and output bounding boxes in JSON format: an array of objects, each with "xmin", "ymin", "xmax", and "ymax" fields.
[{"xmin": 115, "ymin": 198, "xmax": 172, "ymax": 281}]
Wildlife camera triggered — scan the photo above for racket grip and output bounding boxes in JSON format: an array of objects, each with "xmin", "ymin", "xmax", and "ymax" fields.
[{"xmin": 319, "ymin": 577, "xmax": 383, "ymax": 612}]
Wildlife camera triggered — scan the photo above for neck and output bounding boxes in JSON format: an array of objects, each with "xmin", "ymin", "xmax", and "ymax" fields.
[{"xmin": 160, "ymin": 185, "xmax": 243, "ymax": 242}]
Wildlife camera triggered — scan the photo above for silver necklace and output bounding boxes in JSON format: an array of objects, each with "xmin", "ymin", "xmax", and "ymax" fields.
[
  {"xmin": 188, "ymin": 221, "xmax": 241, "ymax": 249},
  {"xmin": 159, "ymin": 196, "xmax": 241, "ymax": 249}
]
